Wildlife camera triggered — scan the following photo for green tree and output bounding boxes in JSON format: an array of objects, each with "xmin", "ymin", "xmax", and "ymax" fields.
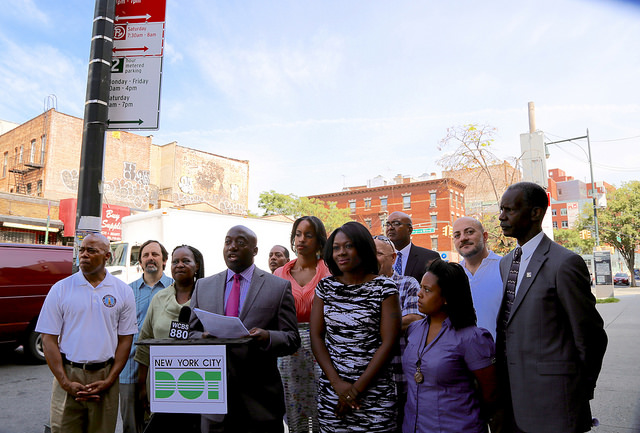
[
  {"xmin": 578, "ymin": 181, "xmax": 640, "ymax": 286},
  {"xmin": 258, "ymin": 190, "xmax": 351, "ymax": 233},
  {"xmin": 553, "ymin": 228, "xmax": 594, "ymax": 255}
]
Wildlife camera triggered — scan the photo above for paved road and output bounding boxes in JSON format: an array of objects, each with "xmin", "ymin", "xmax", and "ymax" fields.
[
  {"xmin": 591, "ymin": 287, "xmax": 640, "ymax": 433},
  {"xmin": 1, "ymin": 287, "xmax": 638, "ymax": 433}
]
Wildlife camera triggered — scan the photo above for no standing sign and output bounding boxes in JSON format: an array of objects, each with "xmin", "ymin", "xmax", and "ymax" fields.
[{"xmin": 107, "ymin": 0, "xmax": 167, "ymax": 130}]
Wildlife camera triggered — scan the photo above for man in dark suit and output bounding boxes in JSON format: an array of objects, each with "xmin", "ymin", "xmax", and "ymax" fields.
[
  {"xmin": 189, "ymin": 225, "xmax": 300, "ymax": 433},
  {"xmin": 497, "ymin": 182, "xmax": 607, "ymax": 433},
  {"xmin": 385, "ymin": 211, "xmax": 439, "ymax": 282}
]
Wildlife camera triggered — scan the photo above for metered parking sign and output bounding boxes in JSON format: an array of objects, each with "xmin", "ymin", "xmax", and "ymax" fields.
[{"xmin": 150, "ymin": 345, "xmax": 227, "ymax": 414}]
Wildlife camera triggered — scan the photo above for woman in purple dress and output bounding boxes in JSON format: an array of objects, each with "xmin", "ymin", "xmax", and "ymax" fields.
[{"xmin": 402, "ymin": 259, "xmax": 497, "ymax": 433}]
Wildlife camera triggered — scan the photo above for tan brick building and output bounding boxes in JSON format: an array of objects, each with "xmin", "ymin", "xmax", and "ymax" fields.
[
  {"xmin": 442, "ymin": 160, "xmax": 521, "ymax": 218},
  {"xmin": 0, "ymin": 109, "xmax": 249, "ymax": 244},
  {"xmin": 308, "ymin": 175, "xmax": 466, "ymax": 259}
]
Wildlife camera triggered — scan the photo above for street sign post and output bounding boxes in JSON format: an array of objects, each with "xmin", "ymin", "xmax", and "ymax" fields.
[
  {"xmin": 412, "ymin": 228, "xmax": 435, "ymax": 234},
  {"xmin": 108, "ymin": 0, "xmax": 166, "ymax": 130}
]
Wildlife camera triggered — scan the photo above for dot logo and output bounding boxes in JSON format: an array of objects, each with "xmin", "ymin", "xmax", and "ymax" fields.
[{"xmin": 155, "ymin": 370, "xmax": 222, "ymax": 400}]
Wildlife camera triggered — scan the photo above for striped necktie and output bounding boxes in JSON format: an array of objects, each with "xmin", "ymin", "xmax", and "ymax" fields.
[{"xmin": 496, "ymin": 247, "xmax": 522, "ymax": 357}]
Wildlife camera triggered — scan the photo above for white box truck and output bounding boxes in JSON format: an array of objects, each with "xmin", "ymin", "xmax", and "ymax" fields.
[{"xmin": 106, "ymin": 208, "xmax": 293, "ymax": 283}]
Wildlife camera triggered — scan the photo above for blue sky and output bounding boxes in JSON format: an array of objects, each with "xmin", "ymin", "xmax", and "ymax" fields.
[{"xmin": 1, "ymin": 0, "xmax": 639, "ymax": 212}]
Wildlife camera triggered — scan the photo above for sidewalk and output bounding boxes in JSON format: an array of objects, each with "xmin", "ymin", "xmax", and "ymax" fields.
[{"xmin": 591, "ymin": 288, "xmax": 640, "ymax": 433}]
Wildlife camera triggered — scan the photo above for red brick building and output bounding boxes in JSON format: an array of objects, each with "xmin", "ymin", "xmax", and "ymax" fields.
[
  {"xmin": 0, "ymin": 109, "xmax": 250, "ymax": 244},
  {"xmin": 308, "ymin": 175, "xmax": 466, "ymax": 258},
  {"xmin": 547, "ymin": 168, "xmax": 614, "ymax": 230}
]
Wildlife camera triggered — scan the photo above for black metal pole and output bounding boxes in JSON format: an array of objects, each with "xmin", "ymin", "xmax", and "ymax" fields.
[{"xmin": 74, "ymin": 0, "xmax": 115, "ymax": 270}]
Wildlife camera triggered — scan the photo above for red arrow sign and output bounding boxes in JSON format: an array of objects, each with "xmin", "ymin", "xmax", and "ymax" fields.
[
  {"xmin": 115, "ymin": 0, "xmax": 166, "ymax": 23},
  {"xmin": 113, "ymin": 46, "xmax": 149, "ymax": 53}
]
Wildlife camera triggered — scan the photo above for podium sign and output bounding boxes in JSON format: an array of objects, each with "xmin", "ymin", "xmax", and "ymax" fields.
[{"xmin": 150, "ymin": 345, "xmax": 227, "ymax": 414}]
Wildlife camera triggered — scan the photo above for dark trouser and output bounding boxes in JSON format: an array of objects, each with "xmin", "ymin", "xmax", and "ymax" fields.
[{"xmin": 201, "ymin": 416, "xmax": 284, "ymax": 433}]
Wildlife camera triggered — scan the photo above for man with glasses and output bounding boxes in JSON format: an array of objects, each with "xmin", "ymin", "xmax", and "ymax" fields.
[
  {"xmin": 385, "ymin": 211, "xmax": 439, "ymax": 282},
  {"xmin": 373, "ymin": 234, "xmax": 422, "ymax": 432}
]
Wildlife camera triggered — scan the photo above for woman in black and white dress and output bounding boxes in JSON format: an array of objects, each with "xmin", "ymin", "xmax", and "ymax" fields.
[{"xmin": 310, "ymin": 221, "xmax": 401, "ymax": 432}]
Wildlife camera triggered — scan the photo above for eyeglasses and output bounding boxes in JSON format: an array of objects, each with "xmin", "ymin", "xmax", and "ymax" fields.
[
  {"xmin": 385, "ymin": 221, "xmax": 408, "ymax": 228},
  {"xmin": 373, "ymin": 235, "xmax": 395, "ymax": 249}
]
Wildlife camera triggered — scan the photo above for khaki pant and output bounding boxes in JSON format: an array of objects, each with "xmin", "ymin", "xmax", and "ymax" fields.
[{"xmin": 50, "ymin": 364, "xmax": 119, "ymax": 433}]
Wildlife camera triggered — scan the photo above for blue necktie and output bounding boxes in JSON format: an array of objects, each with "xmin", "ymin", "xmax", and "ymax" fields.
[{"xmin": 394, "ymin": 251, "xmax": 403, "ymax": 275}]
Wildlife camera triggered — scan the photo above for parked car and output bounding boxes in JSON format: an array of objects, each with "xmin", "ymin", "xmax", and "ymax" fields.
[
  {"xmin": 614, "ymin": 272, "xmax": 630, "ymax": 286},
  {"xmin": 0, "ymin": 243, "xmax": 72, "ymax": 362}
]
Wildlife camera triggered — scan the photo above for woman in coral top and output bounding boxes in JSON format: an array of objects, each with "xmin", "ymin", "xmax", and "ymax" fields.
[{"xmin": 275, "ymin": 215, "xmax": 331, "ymax": 432}]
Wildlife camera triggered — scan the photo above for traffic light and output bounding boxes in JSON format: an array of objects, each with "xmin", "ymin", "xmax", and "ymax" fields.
[{"xmin": 442, "ymin": 225, "xmax": 452, "ymax": 236}]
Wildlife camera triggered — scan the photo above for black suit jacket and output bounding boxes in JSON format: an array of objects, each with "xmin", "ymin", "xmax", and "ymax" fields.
[
  {"xmin": 498, "ymin": 234, "xmax": 607, "ymax": 432},
  {"xmin": 189, "ymin": 266, "xmax": 300, "ymax": 427},
  {"xmin": 404, "ymin": 243, "xmax": 440, "ymax": 282}
]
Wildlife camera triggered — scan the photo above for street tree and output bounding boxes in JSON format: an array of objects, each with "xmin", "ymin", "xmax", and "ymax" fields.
[
  {"xmin": 578, "ymin": 181, "xmax": 640, "ymax": 286},
  {"xmin": 258, "ymin": 190, "xmax": 351, "ymax": 233},
  {"xmin": 553, "ymin": 228, "xmax": 594, "ymax": 255},
  {"xmin": 438, "ymin": 124, "xmax": 520, "ymax": 255}
]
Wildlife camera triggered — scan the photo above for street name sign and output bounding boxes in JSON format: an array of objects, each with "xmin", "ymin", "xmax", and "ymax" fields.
[{"xmin": 107, "ymin": 0, "xmax": 166, "ymax": 130}]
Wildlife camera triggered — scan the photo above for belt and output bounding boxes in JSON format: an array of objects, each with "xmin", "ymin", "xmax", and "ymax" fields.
[{"xmin": 61, "ymin": 354, "xmax": 114, "ymax": 371}]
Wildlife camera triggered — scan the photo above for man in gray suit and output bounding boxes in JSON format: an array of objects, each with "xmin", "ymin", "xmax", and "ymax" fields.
[
  {"xmin": 189, "ymin": 225, "xmax": 300, "ymax": 433},
  {"xmin": 497, "ymin": 182, "xmax": 607, "ymax": 432}
]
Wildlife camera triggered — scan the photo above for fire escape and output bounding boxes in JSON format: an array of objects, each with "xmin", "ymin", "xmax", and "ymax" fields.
[{"xmin": 9, "ymin": 159, "xmax": 44, "ymax": 195}]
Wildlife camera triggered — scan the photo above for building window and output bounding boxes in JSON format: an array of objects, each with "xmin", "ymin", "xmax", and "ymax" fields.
[
  {"xmin": 40, "ymin": 135, "xmax": 47, "ymax": 164},
  {"xmin": 430, "ymin": 192, "xmax": 437, "ymax": 207},
  {"xmin": 364, "ymin": 218, "xmax": 372, "ymax": 229},
  {"xmin": 380, "ymin": 196, "xmax": 387, "ymax": 211},
  {"xmin": 431, "ymin": 214, "xmax": 437, "ymax": 229},
  {"xmin": 431, "ymin": 236, "xmax": 438, "ymax": 251},
  {"xmin": 552, "ymin": 209, "xmax": 557, "ymax": 216},
  {"xmin": 561, "ymin": 220, "xmax": 568, "ymax": 228},
  {"xmin": 37, "ymin": 180, "xmax": 43, "ymax": 196},
  {"xmin": 553, "ymin": 221, "xmax": 558, "ymax": 228},
  {"xmin": 402, "ymin": 194, "xmax": 411, "ymax": 209},
  {"xmin": 380, "ymin": 214, "xmax": 387, "ymax": 229},
  {"xmin": 364, "ymin": 198, "xmax": 371, "ymax": 209},
  {"xmin": 560, "ymin": 208, "xmax": 567, "ymax": 216},
  {"xmin": 19, "ymin": 144, "xmax": 24, "ymax": 163},
  {"xmin": 349, "ymin": 200, "xmax": 356, "ymax": 213},
  {"xmin": 30, "ymin": 139, "xmax": 36, "ymax": 163},
  {"xmin": 2, "ymin": 152, "xmax": 7, "ymax": 177},
  {"xmin": 26, "ymin": 183, "xmax": 32, "ymax": 195}
]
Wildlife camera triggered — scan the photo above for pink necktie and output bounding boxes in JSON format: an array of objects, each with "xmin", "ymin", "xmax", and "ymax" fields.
[{"xmin": 225, "ymin": 274, "xmax": 241, "ymax": 317}]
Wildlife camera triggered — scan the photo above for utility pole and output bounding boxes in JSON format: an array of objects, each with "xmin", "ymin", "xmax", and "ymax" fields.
[
  {"xmin": 544, "ymin": 129, "xmax": 600, "ymax": 246},
  {"xmin": 73, "ymin": 0, "xmax": 115, "ymax": 270}
]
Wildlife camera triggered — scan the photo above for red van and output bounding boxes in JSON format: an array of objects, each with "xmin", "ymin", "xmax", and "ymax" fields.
[{"xmin": 0, "ymin": 243, "xmax": 73, "ymax": 362}]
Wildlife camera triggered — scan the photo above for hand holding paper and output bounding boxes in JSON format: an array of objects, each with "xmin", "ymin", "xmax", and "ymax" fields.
[{"xmin": 193, "ymin": 308, "xmax": 250, "ymax": 338}]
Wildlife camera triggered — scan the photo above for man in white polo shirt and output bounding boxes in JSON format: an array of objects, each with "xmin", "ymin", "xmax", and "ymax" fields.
[{"xmin": 36, "ymin": 233, "xmax": 137, "ymax": 433}]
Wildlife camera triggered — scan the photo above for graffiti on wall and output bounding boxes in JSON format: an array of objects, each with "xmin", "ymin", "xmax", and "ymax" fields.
[
  {"xmin": 61, "ymin": 162, "xmax": 151, "ymax": 208},
  {"xmin": 60, "ymin": 160, "xmax": 246, "ymax": 213}
]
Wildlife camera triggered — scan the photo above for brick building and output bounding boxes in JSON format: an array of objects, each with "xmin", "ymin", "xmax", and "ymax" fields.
[
  {"xmin": 308, "ymin": 174, "xmax": 466, "ymax": 258},
  {"xmin": 547, "ymin": 168, "xmax": 614, "ymax": 230},
  {"xmin": 0, "ymin": 109, "xmax": 249, "ymax": 244},
  {"xmin": 443, "ymin": 160, "xmax": 521, "ymax": 218}
]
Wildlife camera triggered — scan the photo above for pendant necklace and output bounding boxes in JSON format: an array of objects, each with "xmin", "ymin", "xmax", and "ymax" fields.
[{"xmin": 414, "ymin": 321, "xmax": 430, "ymax": 384}]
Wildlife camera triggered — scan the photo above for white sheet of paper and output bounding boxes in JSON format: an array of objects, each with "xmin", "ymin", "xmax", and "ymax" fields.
[{"xmin": 193, "ymin": 308, "xmax": 250, "ymax": 338}]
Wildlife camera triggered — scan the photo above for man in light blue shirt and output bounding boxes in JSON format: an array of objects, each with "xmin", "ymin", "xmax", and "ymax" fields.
[
  {"xmin": 119, "ymin": 240, "xmax": 173, "ymax": 433},
  {"xmin": 452, "ymin": 217, "xmax": 502, "ymax": 340}
]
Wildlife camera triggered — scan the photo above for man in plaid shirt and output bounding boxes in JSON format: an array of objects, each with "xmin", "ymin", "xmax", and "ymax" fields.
[{"xmin": 373, "ymin": 235, "xmax": 424, "ymax": 432}]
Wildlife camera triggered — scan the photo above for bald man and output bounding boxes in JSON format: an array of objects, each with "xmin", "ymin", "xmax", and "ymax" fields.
[
  {"xmin": 385, "ymin": 211, "xmax": 439, "ymax": 282},
  {"xmin": 36, "ymin": 233, "xmax": 137, "ymax": 433},
  {"xmin": 190, "ymin": 225, "xmax": 300, "ymax": 433},
  {"xmin": 452, "ymin": 217, "xmax": 503, "ymax": 339}
]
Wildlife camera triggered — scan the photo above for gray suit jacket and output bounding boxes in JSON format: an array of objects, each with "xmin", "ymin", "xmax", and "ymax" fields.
[
  {"xmin": 499, "ymin": 234, "xmax": 607, "ymax": 433},
  {"xmin": 189, "ymin": 266, "xmax": 300, "ymax": 426}
]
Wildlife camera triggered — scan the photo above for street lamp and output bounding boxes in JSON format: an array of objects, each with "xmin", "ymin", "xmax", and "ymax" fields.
[{"xmin": 545, "ymin": 129, "xmax": 600, "ymax": 246}]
